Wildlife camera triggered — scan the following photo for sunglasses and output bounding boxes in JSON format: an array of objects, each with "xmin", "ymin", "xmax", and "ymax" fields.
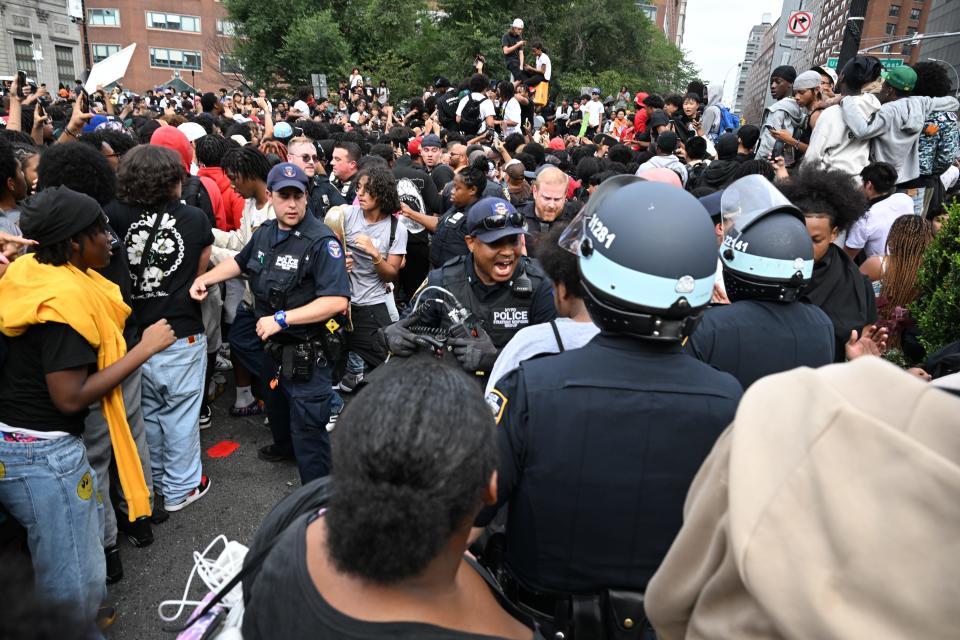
[
  {"xmin": 478, "ymin": 211, "xmax": 524, "ymax": 231},
  {"xmin": 298, "ymin": 153, "xmax": 319, "ymax": 163}
]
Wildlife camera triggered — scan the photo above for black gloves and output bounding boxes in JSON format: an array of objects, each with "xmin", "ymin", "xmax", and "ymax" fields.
[
  {"xmin": 449, "ymin": 326, "xmax": 498, "ymax": 373},
  {"xmin": 381, "ymin": 315, "xmax": 420, "ymax": 357}
]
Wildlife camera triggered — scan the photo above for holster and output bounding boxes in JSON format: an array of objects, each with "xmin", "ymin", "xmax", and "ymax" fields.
[{"xmin": 603, "ymin": 589, "xmax": 648, "ymax": 640}]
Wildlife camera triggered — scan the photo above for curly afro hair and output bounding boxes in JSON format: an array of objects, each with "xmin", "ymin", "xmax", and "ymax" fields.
[
  {"xmin": 356, "ymin": 164, "xmax": 400, "ymax": 214},
  {"xmin": 912, "ymin": 61, "xmax": 953, "ymax": 98},
  {"xmin": 116, "ymin": 144, "xmax": 184, "ymax": 208},
  {"xmin": 326, "ymin": 358, "xmax": 496, "ymax": 585},
  {"xmin": 778, "ymin": 166, "xmax": 867, "ymax": 232},
  {"xmin": 81, "ymin": 128, "xmax": 137, "ymax": 159},
  {"xmin": 37, "ymin": 143, "xmax": 116, "ymax": 205}
]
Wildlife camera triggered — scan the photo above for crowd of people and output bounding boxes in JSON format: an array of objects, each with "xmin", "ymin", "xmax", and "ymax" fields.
[{"xmin": 1, "ymin": 16, "xmax": 959, "ymax": 639}]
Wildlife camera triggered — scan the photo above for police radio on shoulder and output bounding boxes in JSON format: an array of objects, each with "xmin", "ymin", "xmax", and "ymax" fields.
[{"xmin": 274, "ymin": 310, "xmax": 289, "ymax": 330}]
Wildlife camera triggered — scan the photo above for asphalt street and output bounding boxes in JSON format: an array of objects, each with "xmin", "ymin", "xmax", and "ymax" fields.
[{"xmin": 107, "ymin": 381, "xmax": 301, "ymax": 640}]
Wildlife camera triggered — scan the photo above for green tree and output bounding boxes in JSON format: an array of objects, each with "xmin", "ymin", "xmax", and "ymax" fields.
[{"xmin": 912, "ymin": 201, "xmax": 960, "ymax": 355}]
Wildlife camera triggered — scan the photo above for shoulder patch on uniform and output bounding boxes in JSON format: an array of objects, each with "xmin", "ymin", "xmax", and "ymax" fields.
[
  {"xmin": 326, "ymin": 239, "xmax": 342, "ymax": 259},
  {"xmin": 486, "ymin": 389, "xmax": 508, "ymax": 425}
]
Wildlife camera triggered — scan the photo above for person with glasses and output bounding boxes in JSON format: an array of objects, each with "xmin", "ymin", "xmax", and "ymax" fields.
[
  {"xmin": 384, "ymin": 197, "xmax": 555, "ymax": 377},
  {"xmin": 287, "ymin": 136, "xmax": 345, "ymax": 219}
]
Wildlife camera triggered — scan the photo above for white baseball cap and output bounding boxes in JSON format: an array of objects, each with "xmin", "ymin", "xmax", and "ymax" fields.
[
  {"xmin": 177, "ymin": 121, "xmax": 207, "ymax": 143},
  {"xmin": 512, "ymin": 18, "xmax": 524, "ymax": 29}
]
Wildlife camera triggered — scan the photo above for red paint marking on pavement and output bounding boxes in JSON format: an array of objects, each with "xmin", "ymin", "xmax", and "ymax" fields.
[{"xmin": 207, "ymin": 440, "xmax": 240, "ymax": 458}]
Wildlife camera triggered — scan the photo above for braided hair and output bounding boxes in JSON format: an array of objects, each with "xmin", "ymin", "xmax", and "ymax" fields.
[
  {"xmin": 222, "ymin": 146, "xmax": 271, "ymax": 182},
  {"xmin": 878, "ymin": 215, "xmax": 935, "ymax": 348}
]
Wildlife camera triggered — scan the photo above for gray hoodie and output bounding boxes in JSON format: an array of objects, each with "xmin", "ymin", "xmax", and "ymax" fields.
[
  {"xmin": 840, "ymin": 95, "xmax": 959, "ymax": 183},
  {"xmin": 637, "ymin": 154, "xmax": 689, "ymax": 186},
  {"xmin": 755, "ymin": 97, "xmax": 806, "ymax": 159},
  {"xmin": 700, "ymin": 83, "xmax": 725, "ymax": 140}
]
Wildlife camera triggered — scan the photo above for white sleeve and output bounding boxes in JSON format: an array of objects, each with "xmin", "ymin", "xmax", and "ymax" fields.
[
  {"xmin": 456, "ymin": 96, "xmax": 467, "ymax": 116},
  {"xmin": 844, "ymin": 217, "xmax": 870, "ymax": 249},
  {"xmin": 480, "ymin": 99, "xmax": 496, "ymax": 120}
]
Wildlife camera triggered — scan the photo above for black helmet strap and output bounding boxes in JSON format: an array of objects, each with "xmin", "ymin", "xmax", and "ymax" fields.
[{"xmin": 583, "ymin": 286, "xmax": 702, "ymax": 341}]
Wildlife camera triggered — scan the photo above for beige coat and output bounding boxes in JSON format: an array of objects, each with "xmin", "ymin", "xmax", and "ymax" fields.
[{"xmin": 646, "ymin": 357, "xmax": 960, "ymax": 640}]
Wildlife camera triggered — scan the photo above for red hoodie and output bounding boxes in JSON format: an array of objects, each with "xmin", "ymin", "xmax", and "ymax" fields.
[
  {"xmin": 198, "ymin": 166, "xmax": 244, "ymax": 230},
  {"xmin": 633, "ymin": 92, "xmax": 649, "ymax": 134},
  {"xmin": 150, "ymin": 127, "xmax": 228, "ymax": 230}
]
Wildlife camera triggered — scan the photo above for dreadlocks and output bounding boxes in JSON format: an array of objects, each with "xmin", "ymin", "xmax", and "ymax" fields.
[
  {"xmin": 222, "ymin": 146, "xmax": 271, "ymax": 182},
  {"xmin": 878, "ymin": 214, "xmax": 935, "ymax": 348}
]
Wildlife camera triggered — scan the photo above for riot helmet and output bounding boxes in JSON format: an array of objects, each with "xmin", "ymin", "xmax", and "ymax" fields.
[
  {"xmin": 560, "ymin": 179, "xmax": 717, "ymax": 340},
  {"xmin": 719, "ymin": 175, "xmax": 813, "ymax": 303}
]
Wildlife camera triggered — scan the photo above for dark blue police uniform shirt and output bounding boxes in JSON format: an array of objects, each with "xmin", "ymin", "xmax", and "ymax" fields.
[
  {"xmin": 687, "ymin": 299, "xmax": 836, "ymax": 390},
  {"xmin": 480, "ymin": 333, "xmax": 742, "ymax": 593},
  {"xmin": 235, "ymin": 218, "xmax": 352, "ymax": 317},
  {"xmin": 422, "ymin": 255, "xmax": 555, "ymax": 325}
]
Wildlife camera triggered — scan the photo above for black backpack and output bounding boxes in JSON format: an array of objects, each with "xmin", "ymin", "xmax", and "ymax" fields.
[{"xmin": 459, "ymin": 95, "xmax": 484, "ymax": 136}]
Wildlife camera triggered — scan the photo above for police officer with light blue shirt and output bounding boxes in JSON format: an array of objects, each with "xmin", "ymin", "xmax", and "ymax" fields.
[
  {"xmin": 190, "ymin": 163, "xmax": 351, "ymax": 483},
  {"xmin": 687, "ymin": 175, "xmax": 836, "ymax": 389},
  {"xmin": 477, "ymin": 178, "xmax": 742, "ymax": 638}
]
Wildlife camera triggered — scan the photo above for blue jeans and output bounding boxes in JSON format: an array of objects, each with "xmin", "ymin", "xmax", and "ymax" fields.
[
  {"xmin": 0, "ymin": 435, "xmax": 106, "ymax": 622},
  {"xmin": 141, "ymin": 334, "xmax": 206, "ymax": 504}
]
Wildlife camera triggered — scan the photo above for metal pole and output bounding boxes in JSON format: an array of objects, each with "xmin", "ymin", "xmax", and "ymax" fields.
[
  {"xmin": 837, "ymin": 0, "xmax": 870, "ymax": 71},
  {"xmin": 80, "ymin": 0, "xmax": 92, "ymax": 73},
  {"xmin": 928, "ymin": 57, "xmax": 960, "ymax": 96},
  {"xmin": 859, "ymin": 32, "xmax": 960, "ymax": 53}
]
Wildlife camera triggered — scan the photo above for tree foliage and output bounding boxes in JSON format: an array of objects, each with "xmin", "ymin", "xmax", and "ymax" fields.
[
  {"xmin": 223, "ymin": 0, "xmax": 696, "ymax": 101},
  {"xmin": 912, "ymin": 201, "xmax": 960, "ymax": 355}
]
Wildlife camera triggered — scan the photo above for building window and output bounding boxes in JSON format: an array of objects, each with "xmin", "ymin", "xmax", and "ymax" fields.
[
  {"xmin": 92, "ymin": 44, "xmax": 121, "ymax": 63},
  {"xmin": 216, "ymin": 19, "xmax": 236, "ymax": 36},
  {"xmin": 219, "ymin": 55, "xmax": 242, "ymax": 73},
  {"xmin": 636, "ymin": 2, "xmax": 657, "ymax": 22},
  {"xmin": 55, "ymin": 46, "xmax": 76, "ymax": 87},
  {"xmin": 13, "ymin": 39, "xmax": 37, "ymax": 77},
  {"xmin": 149, "ymin": 47, "xmax": 201, "ymax": 70},
  {"xmin": 886, "ymin": 23, "xmax": 897, "ymax": 36},
  {"xmin": 146, "ymin": 12, "xmax": 200, "ymax": 32},
  {"xmin": 889, "ymin": 4, "xmax": 900, "ymax": 17},
  {"xmin": 910, "ymin": 7, "xmax": 921, "ymax": 19},
  {"xmin": 88, "ymin": 8, "xmax": 120, "ymax": 26}
]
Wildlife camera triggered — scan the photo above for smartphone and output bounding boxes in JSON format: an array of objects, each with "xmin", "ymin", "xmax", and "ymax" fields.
[
  {"xmin": 763, "ymin": 124, "xmax": 775, "ymax": 131},
  {"xmin": 37, "ymin": 101, "xmax": 46, "ymax": 118},
  {"xmin": 16, "ymin": 71, "xmax": 26, "ymax": 99},
  {"xmin": 78, "ymin": 89, "xmax": 90, "ymax": 114}
]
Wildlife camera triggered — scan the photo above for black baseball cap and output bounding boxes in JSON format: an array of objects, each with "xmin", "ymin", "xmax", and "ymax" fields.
[{"xmin": 467, "ymin": 197, "xmax": 524, "ymax": 243}]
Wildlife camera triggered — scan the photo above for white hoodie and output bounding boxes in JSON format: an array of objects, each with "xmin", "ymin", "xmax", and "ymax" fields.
[{"xmin": 802, "ymin": 93, "xmax": 881, "ymax": 176}]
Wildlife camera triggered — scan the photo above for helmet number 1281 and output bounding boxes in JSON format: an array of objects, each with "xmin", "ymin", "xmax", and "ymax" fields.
[{"xmin": 588, "ymin": 216, "xmax": 617, "ymax": 250}]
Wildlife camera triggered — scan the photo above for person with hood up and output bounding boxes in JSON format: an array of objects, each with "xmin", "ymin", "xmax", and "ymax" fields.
[
  {"xmin": 698, "ymin": 83, "xmax": 727, "ymax": 142},
  {"xmin": 633, "ymin": 91, "xmax": 649, "ymax": 135},
  {"xmin": 755, "ymin": 66, "xmax": 805, "ymax": 160},
  {"xmin": 696, "ymin": 132, "xmax": 741, "ymax": 189},
  {"xmin": 802, "ymin": 56, "xmax": 884, "ymax": 177},
  {"xmin": 637, "ymin": 131, "xmax": 688, "ymax": 186},
  {"xmin": 839, "ymin": 64, "xmax": 960, "ymax": 185},
  {"xmin": 645, "ymin": 357, "xmax": 960, "ymax": 640},
  {"xmin": 151, "ymin": 127, "xmax": 226, "ymax": 231}
]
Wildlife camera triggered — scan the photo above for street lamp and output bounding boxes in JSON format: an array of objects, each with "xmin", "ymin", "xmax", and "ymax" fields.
[{"xmin": 928, "ymin": 57, "xmax": 960, "ymax": 97}]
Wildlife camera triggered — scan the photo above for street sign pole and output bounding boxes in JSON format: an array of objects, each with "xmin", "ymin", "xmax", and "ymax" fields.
[{"xmin": 837, "ymin": 0, "xmax": 871, "ymax": 71}]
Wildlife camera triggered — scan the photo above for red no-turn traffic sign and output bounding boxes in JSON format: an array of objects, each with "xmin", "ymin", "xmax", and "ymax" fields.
[{"xmin": 788, "ymin": 11, "xmax": 812, "ymax": 36}]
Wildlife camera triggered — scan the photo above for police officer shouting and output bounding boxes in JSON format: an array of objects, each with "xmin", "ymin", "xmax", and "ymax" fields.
[
  {"xmin": 385, "ymin": 197, "xmax": 555, "ymax": 376},
  {"xmin": 190, "ymin": 163, "xmax": 351, "ymax": 483},
  {"xmin": 686, "ymin": 175, "xmax": 836, "ymax": 389},
  {"xmin": 477, "ymin": 179, "xmax": 742, "ymax": 638}
]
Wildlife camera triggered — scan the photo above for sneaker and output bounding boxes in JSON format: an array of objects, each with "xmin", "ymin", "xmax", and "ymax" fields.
[
  {"xmin": 150, "ymin": 495, "xmax": 170, "ymax": 524},
  {"xmin": 97, "ymin": 605, "xmax": 118, "ymax": 631},
  {"xmin": 199, "ymin": 404, "xmax": 212, "ymax": 430},
  {"xmin": 105, "ymin": 544, "xmax": 123, "ymax": 584},
  {"xmin": 165, "ymin": 476, "xmax": 211, "ymax": 513},
  {"xmin": 338, "ymin": 371, "xmax": 363, "ymax": 394},
  {"xmin": 215, "ymin": 352, "xmax": 233, "ymax": 371},
  {"xmin": 218, "ymin": 343, "xmax": 231, "ymax": 360},
  {"xmin": 230, "ymin": 399, "xmax": 264, "ymax": 417},
  {"xmin": 116, "ymin": 515, "xmax": 154, "ymax": 547},
  {"xmin": 258, "ymin": 444, "xmax": 295, "ymax": 463},
  {"xmin": 326, "ymin": 406, "xmax": 342, "ymax": 432}
]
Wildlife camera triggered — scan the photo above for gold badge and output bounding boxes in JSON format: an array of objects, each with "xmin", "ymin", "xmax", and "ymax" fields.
[{"xmin": 77, "ymin": 472, "xmax": 94, "ymax": 501}]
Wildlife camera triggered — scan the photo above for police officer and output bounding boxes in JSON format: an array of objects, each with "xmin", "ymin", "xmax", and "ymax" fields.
[
  {"xmin": 428, "ymin": 165, "xmax": 486, "ymax": 269},
  {"xmin": 385, "ymin": 197, "xmax": 556, "ymax": 376},
  {"xmin": 190, "ymin": 163, "xmax": 351, "ymax": 483},
  {"xmin": 477, "ymin": 179, "xmax": 742, "ymax": 638},
  {"xmin": 286, "ymin": 136, "xmax": 346, "ymax": 220},
  {"xmin": 687, "ymin": 175, "xmax": 836, "ymax": 389},
  {"xmin": 519, "ymin": 166, "xmax": 581, "ymax": 257}
]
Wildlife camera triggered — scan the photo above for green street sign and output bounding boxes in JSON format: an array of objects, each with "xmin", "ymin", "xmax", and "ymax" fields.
[{"xmin": 826, "ymin": 57, "xmax": 903, "ymax": 70}]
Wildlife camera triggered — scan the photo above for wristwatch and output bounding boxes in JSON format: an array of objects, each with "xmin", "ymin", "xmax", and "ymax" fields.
[{"xmin": 273, "ymin": 310, "xmax": 289, "ymax": 330}]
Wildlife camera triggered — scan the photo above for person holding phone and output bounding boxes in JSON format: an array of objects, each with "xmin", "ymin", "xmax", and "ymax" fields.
[{"xmin": 755, "ymin": 66, "xmax": 804, "ymax": 160}]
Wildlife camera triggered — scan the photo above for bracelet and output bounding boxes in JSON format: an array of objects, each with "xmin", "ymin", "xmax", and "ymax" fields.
[
  {"xmin": 372, "ymin": 254, "xmax": 384, "ymax": 266},
  {"xmin": 63, "ymin": 127, "xmax": 79, "ymax": 138}
]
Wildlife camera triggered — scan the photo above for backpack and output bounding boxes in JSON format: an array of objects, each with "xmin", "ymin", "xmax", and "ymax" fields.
[
  {"xmin": 459, "ymin": 95, "xmax": 484, "ymax": 136},
  {"xmin": 708, "ymin": 105, "xmax": 740, "ymax": 143}
]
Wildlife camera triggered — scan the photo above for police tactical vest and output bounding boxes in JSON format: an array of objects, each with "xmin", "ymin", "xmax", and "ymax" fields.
[
  {"xmin": 429, "ymin": 208, "xmax": 471, "ymax": 268},
  {"xmin": 246, "ymin": 215, "xmax": 339, "ymax": 343},
  {"xmin": 439, "ymin": 255, "xmax": 546, "ymax": 349}
]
